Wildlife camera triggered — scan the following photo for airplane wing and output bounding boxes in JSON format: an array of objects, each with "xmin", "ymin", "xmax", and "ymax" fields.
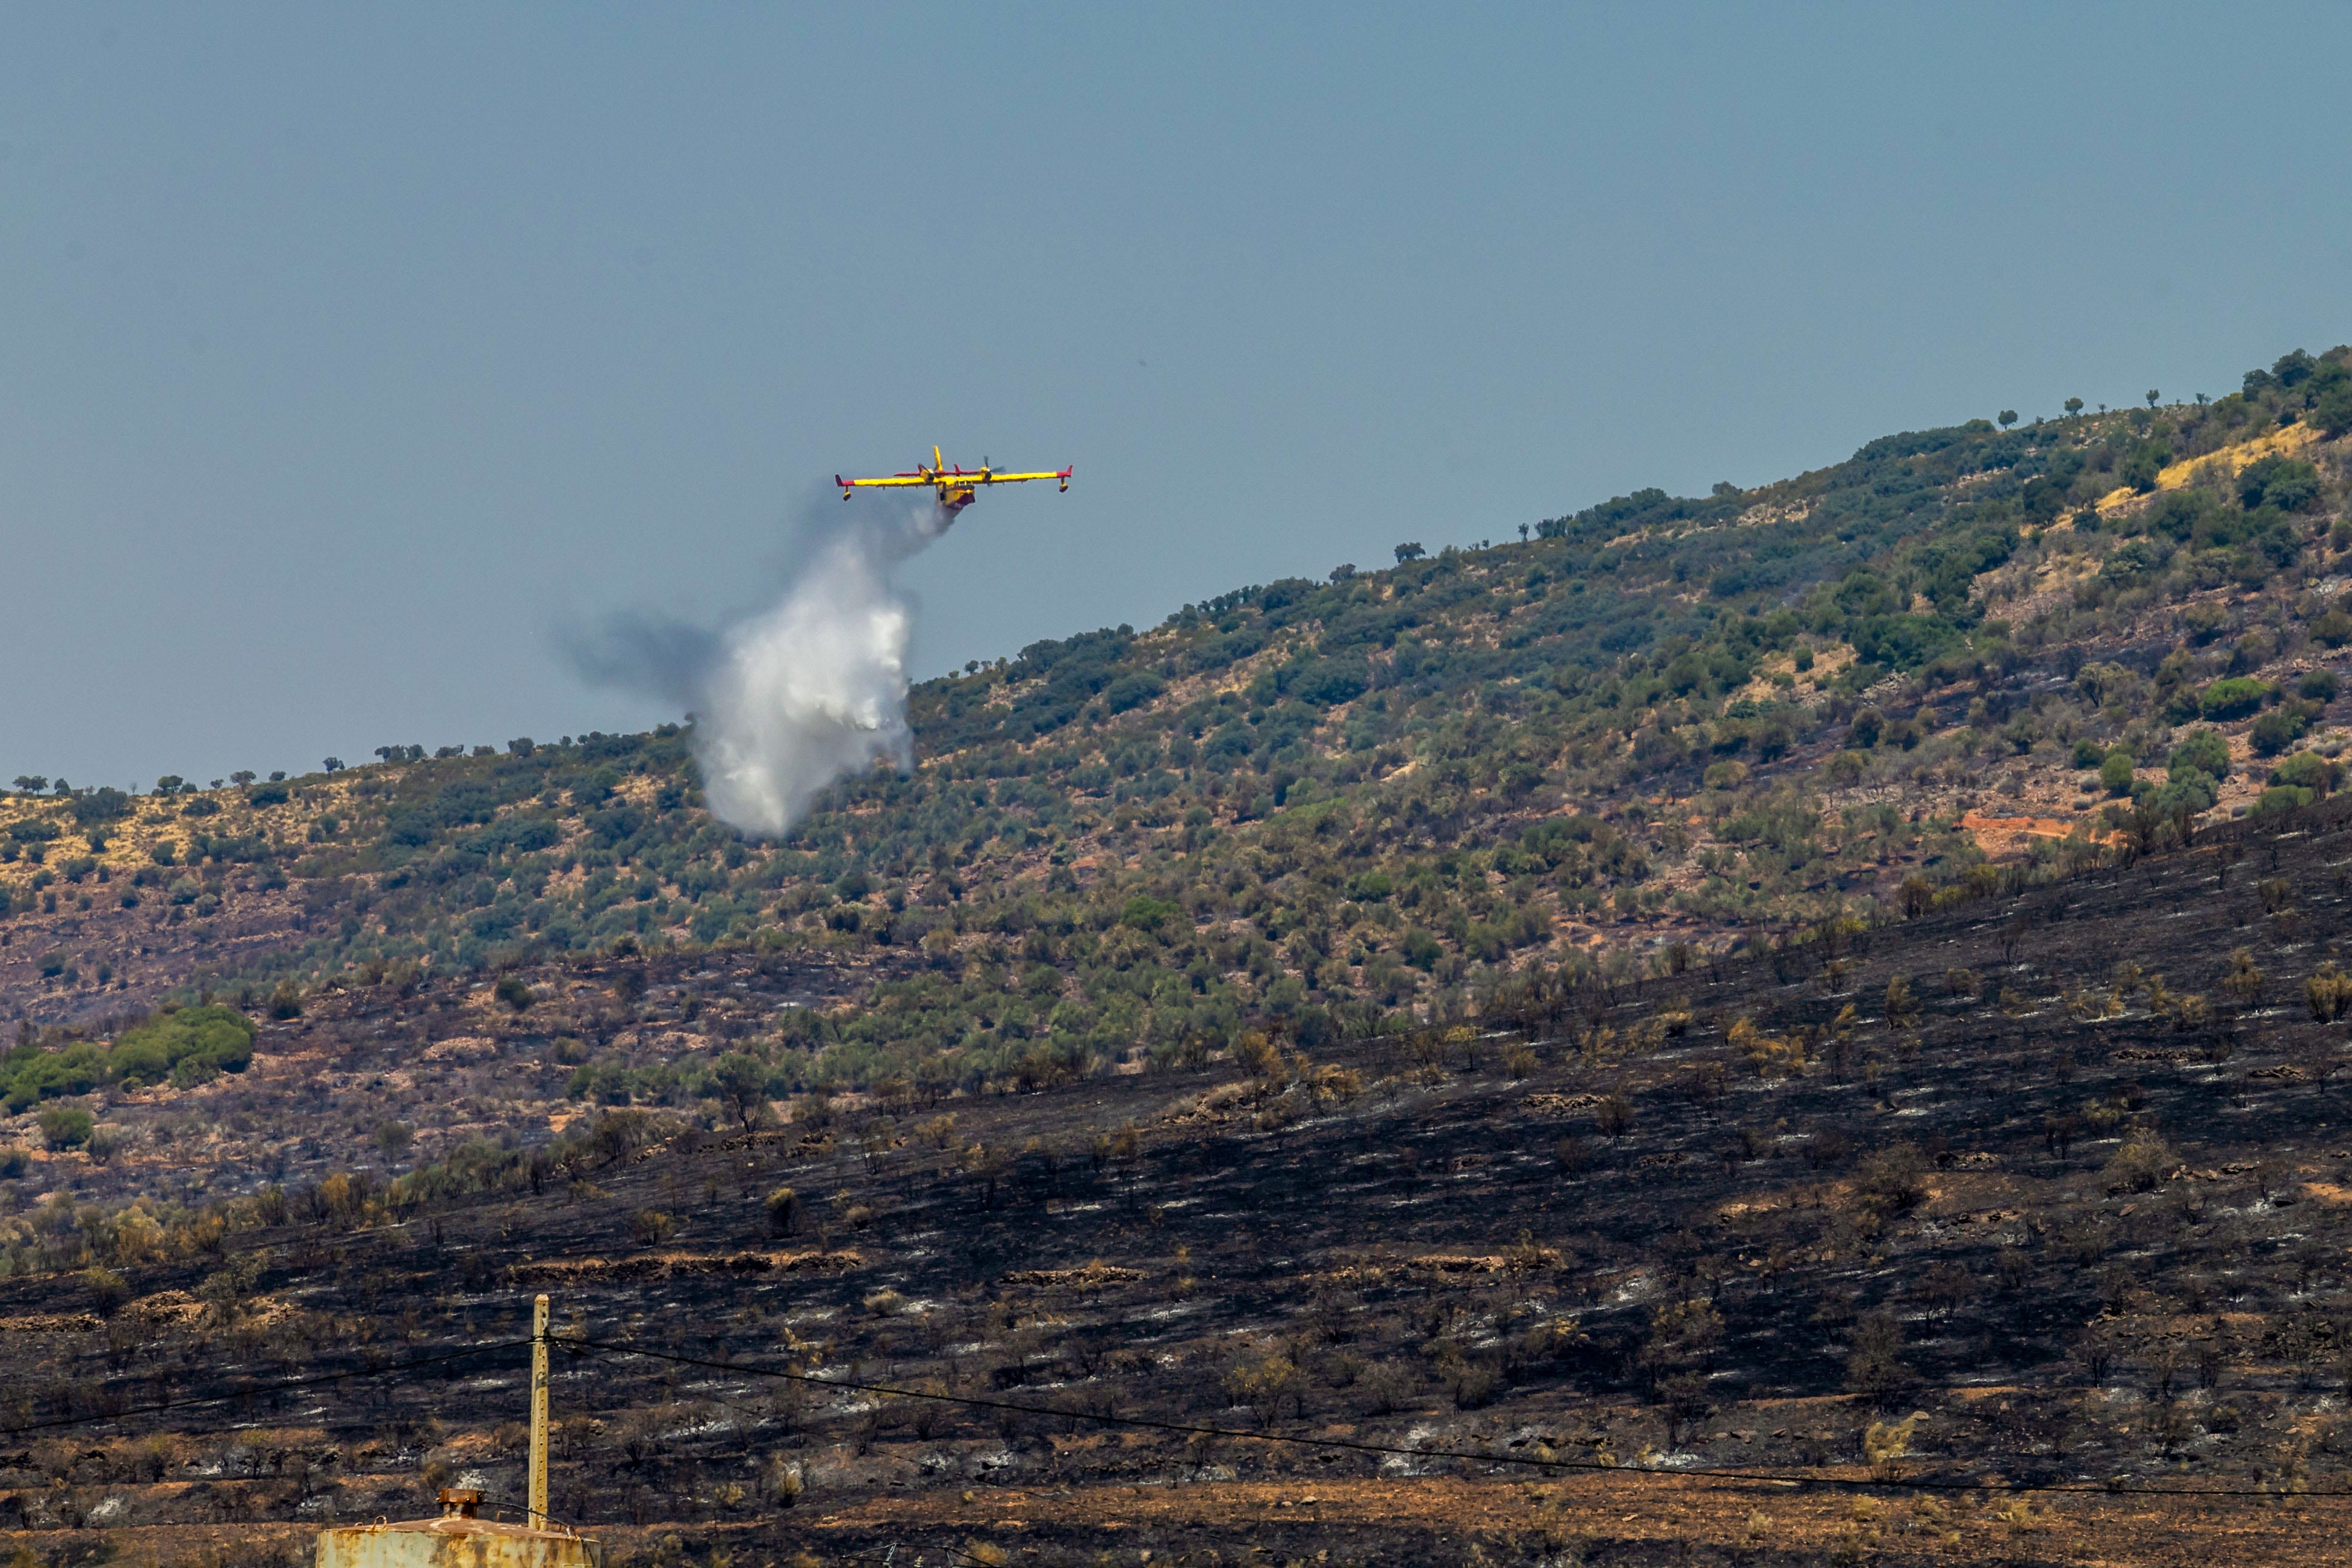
[
  {"xmin": 836, "ymin": 458, "xmax": 1071, "ymax": 499},
  {"xmin": 972, "ymin": 468, "xmax": 1072, "ymax": 486},
  {"xmin": 835, "ymin": 473, "xmax": 936, "ymax": 490}
]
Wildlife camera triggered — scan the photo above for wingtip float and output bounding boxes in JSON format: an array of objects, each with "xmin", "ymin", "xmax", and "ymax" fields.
[{"xmin": 835, "ymin": 446, "xmax": 1072, "ymax": 521}]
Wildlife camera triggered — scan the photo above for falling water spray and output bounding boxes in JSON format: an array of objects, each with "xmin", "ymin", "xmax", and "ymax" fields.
[{"xmin": 566, "ymin": 495, "xmax": 953, "ymax": 837}]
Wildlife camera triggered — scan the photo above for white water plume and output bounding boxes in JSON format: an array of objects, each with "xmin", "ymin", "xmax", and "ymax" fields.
[{"xmin": 567, "ymin": 496, "xmax": 951, "ymax": 836}]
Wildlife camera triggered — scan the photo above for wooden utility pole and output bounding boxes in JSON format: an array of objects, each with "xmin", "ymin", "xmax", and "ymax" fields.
[{"xmin": 528, "ymin": 1293, "xmax": 550, "ymax": 1530}]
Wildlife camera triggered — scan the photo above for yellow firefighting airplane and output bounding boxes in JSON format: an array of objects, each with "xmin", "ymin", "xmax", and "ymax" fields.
[{"xmin": 835, "ymin": 447, "xmax": 1072, "ymax": 520}]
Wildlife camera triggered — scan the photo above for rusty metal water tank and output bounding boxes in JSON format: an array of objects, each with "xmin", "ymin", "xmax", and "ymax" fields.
[{"xmin": 316, "ymin": 1490, "xmax": 600, "ymax": 1568}]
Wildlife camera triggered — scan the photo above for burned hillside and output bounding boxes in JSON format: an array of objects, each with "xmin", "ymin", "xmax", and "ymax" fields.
[{"xmin": 9, "ymin": 794, "xmax": 2352, "ymax": 1562}]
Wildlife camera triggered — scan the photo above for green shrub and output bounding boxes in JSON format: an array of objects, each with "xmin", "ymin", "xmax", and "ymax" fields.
[
  {"xmin": 1102, "ymin": 672, "xmax": 1166, "ymax": 713},
  {"xmin": 2271, "ymin": 751, "xmax": 2342, "ymax": 797},
  {"xmin": 2198, "ymin": 677, "xmax": 2274, "ymax": 721},
  {"xmin": 69, "ymin": 788, "xmax": 132, "ymax": 827},
  {"xmin": 2098, "ymin": 749, "xmax": 2136, "ymax": 795},
  {"xmin": 1118, "ymin": 895, "xmax": 1181, "ymax": 932},
  {"xmin": 2250, "ymin": 709, "xmax": 2305, "ymax": 757},
  {"xmin": 105, "ymin": 1004, "xmax": 258, "ymax": 1089},
  {"xmin": 37, "ymin": 1105, "xmax": 94, "ymax": 1150},
  {"xmin": 2168, "ymin": 727, "xmax": 2232, "ymax": 781},
  {"xmin": 2239, "ymin": 455, "xmax": 2321, "ymax": 512},
  {"xmin": 2317, "ymin": 380, "xmax": 2352, "ymax": 440},
  {"xmin": 1823, "ymin": 750, "xmax": 1868, "ymax": 786},
  {"xmin": 2155, "ymin": 767, "xmax": 2219, "ymax": 817},
  {"xmin": 2300, "ymin": 669, "xmax": 2341, "ymax": 702},
  {"xmin": 3, "ymin": 1040, "xmax": 103, "ymax": 1109},
  {"xmin": 2251, "ymin": 784, "xmax": 2314, "ymax": 818},
  {"xmin": 2120, "ymin": 441, "xmax": 2169, "ymax": 493}
]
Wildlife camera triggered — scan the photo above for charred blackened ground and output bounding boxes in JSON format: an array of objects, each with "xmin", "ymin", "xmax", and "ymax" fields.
[{"xmin": 11, "ymin": 801, "xmax": 2352, "ymax": 1563}]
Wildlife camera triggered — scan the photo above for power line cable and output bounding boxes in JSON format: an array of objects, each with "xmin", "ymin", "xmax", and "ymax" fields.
[
  {"xmin": 0, "ymin": 1337, "xmax": 534, "ymax": 1440},
  {"xmin": 571, "ymin": 1334, "xmax": 2352, "ymax": 1504}
]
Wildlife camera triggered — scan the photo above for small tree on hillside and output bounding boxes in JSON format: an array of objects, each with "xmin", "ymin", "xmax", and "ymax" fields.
[
  {"xmin": 714, "ymin": 1053, "xmax": 773, "ymax": 1133},
  {"xmin": 375, "ymin": 1120, "xmax": 413, "ymax": 1168}
]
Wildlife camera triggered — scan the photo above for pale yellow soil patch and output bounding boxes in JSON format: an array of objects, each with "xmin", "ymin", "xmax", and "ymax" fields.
[{"xmin": 2096, "ymin": 422, "xmax": 2322, "ymax": 515}]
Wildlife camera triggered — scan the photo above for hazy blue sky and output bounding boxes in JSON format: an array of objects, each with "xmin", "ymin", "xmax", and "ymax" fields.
[{"xmin": 6, "ymin": 5, "xmax": 2350, "ymax": 789}]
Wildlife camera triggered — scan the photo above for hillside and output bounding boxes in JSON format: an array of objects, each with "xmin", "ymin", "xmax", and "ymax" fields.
[
  {"xmin": 7, "ymin": 347, "xmax": 2352, "ymax": 1097},
  {"xmin": 10, "ymin": 341, "xmax": 2352, "ymax": 1564},
  {"xmin": 9, "ymin": 789, "xmax": 2352, "ymax": 1564}
]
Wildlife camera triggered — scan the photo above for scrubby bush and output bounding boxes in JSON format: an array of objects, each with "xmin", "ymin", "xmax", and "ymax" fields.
[
  {"xmin": 38, "ymin": 1105, "xmax": 94, "ymax": 1150},
  {"xmin": 2307, "ymin": 963, "xmax": 2352, "ymax": 1023},
  {"xmin": 2168, "ymin": 728, "xmax": 2232, "ymax": 781},
  {"xmin": 2104, "ymin": 1127, "xmax": 2180, "ymax": 1193},
  {"xmin": 765, "ymin": 1186, "xmax": 801, "ymax": 1236},
  {"xmin": 1852, "ymin": 1142, "xmax": 1926, "ymax": 1215},
  {"xmin": 2199, "ymin": 678, "xmax": 2274, "ymax": 721},
  {"xmin": 2239, "ymin": 455, "xmax": 2321, "ymax": 512},
  {"xmin": 2251, "ymin": 783, "xmax": 2315, "ymax": 818},
  {"xmin": 84, "ymin": 1266, "xmax": 129, "ymax": 1317},
  {"xmin": 2, "ymin": 1006, "xmax": 254, "ymax": 1108},
  {"xmin": 1845, "ymin": 1309, "xmax": 1905, "ymax": 1394},
  {"xmin": 2271, "ymin": 751, "xmax": 2342, "ymax": 798},
  {"xmin": 2251, "ymin": 709, "xmax": 2306, "ymax": 757},
  {"xmin": 69, "ymin": 788, "xmax": 132, "ymax": 827},
  {"xmin": 105, "ymin": 1005, "xmax": 258, "ymax": 1089}
]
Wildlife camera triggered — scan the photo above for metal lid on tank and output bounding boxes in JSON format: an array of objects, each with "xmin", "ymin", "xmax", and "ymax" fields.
[{"xmin": 344, "ymin": 1490, "xmax": 587, "ymax": 1541}]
